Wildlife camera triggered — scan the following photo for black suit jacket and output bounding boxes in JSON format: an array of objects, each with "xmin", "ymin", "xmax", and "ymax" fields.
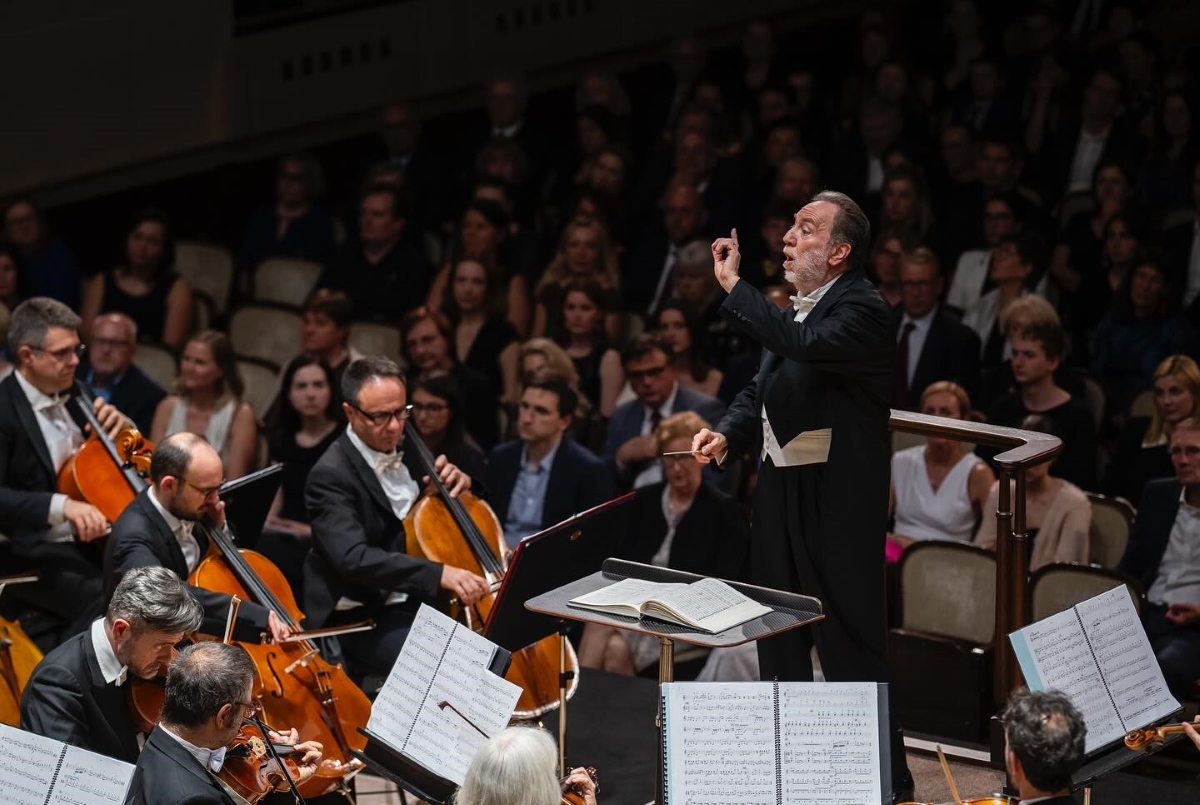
[
  {"xmin": 303, "ymin": 433, "xmax": 443, "ymax": 629},
  {"xmin": 103, "ymin": 489, "xmax": 269, "ymax": 641},
  {"xmin": 904, "ymin": 310, "xmax": 983, "ymax": 407},
  {"xmin": 1118, "ymin": 478, "xmax": 1182, "ymax": 593},
  {"xmin": 485, "ymin": 437, "xmax": 614, "ymax": 532},
  {"xmin": 130, "ymin": 725, "xmax": 234, "ymax": 805},
  {"xmin": 20, "ymin": 629, "xmax": 140, "ymax": 763},
  {"xmin": 1038, "ymin": 118, "xmax": 1146, "ymax": 202},
  {"xmin": 77, "ymin": 361, "xmax": 166, "ymax": 435}
]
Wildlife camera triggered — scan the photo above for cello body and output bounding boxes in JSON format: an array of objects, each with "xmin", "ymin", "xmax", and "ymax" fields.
[
  {"xmin": 0, "ymin": 615, "xmax": 43, "ymax": 726},
  {"xmin": 190, "ymin": 547, "xmax": 371, "ymax": 799},
  {"xmin": 404, "ymin": 481, "xmax": 579, "ymax": 719}
]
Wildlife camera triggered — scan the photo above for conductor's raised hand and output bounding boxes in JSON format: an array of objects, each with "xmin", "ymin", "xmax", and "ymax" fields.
[
  {"xmin": 711, "ymin": 228, "xmax": 741, "ymax": 293},
  {"xmin": 691, "ymin": 428, "xmax": 727, "ymax": 465},
  {"xmin": 426, "ymin": 454, "xmax": 471, "ymax": 497},
  {"xmin": 441, "ymin": 566, "xmax": 489, "ymax": 606}
]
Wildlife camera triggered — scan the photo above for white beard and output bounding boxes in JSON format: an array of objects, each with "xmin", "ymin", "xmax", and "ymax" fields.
[{"xmin": 785, "ymin": 244, "xmax": 830, "ymax": 292}]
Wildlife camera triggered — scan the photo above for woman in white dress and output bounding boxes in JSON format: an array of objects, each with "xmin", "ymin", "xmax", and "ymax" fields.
[{"xmin": 151, "ymin": 330, "xmax": 258, "ymax": 479}]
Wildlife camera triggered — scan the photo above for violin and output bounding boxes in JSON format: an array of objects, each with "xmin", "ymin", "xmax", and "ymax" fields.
[
  {"xmin": 560, "ymin": 766, "xmax": 598, "ymax": 805},
  {"xmin": 0, "ymin": 575, "xmax": 44, "ymax": 727},
  {"xmin": 1124, "ymin": 722, "xmax": 1197, "ymax": 750},
  {"xmin": 218, "ymin": 721, "xmax": 304, "ymax": 805},
  {"xmin": 403, "ymin": 420, "xmax": 580, "ymax": 719}
]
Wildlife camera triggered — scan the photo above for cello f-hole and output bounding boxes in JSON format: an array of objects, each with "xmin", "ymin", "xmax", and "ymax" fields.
[{"xmin": 263, "ymin": 652, "xmax": 286, "ymax": 698}]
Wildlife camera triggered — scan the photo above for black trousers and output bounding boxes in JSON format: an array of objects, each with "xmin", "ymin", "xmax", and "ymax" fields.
[
  {"xmin": 1, "ymin": 540, "xmax": 103, "ymax": 639},
  {"xmin": 325, "ymin": 602, "xmax": 418, "ymax": 682},
  {"xmin": 751, "ymin": 458, "xmax": 911, "ymax": 792}
]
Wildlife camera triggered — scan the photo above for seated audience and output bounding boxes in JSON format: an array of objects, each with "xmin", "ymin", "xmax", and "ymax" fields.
[
  {"xmin": 0, "ymin": 302, "xmax": 12, "ymax": 379},
  {"xmin": 655, "ymin": 300, "xmax": 722, "ymax": 398},
  {"xmin": 976, "ymin": 414, "xmax": 1092, "ymax": 571},
  {"xmin": 624, "ymin": 179, "xmax": 711, "ymax": 315},
  {"xmin": 580, "ymin": 412, "xmax": 750, "ymax": 677},
  {"xmin": 1002, "ymin": 688, "xmax": 1086, "ymax": 805},
  {"xmin": 0, "ymin": 240, "xmax": 25, "ymax": 311},
  {"xmin": 866, "ymin": 225, "xmax": 919, "ymax": 309},
  {"xmin": 80, "ymin": 207, "xmax": 192, "ymax": 350},
  {"xmin": 298, "ymin": 289, "xmax": 362, "ymax": 395},
  {"xmin": 1106, "ymin": 355, "xmax": 1200, "ymax": 504},
  {"xmin": 888, "ymin": 382, "xmax": 994, "ymax": 557},
  {"xmin": 532, "ymin": 217, "xmax": 622, "ymax": 341},
  {"xmin": 518, "ymin": 337, "xmax": 601, "ymax": 450},
  {"xmin": 2, "ymin": 198, "xmax": 82, "ymax": 309},
  {"xmin": 401, "ymin": 306, "xmax": 497, "ymax": 449},
  {"xmin": 1119, "ymin": 416, "xmax": 1200, "ymax": 697},
  {"xmin": 945, "ymin": 192, "xmax": 1023, "ymax": 315},
  {"xmin": 963, "ymin": 232, "xmax": 1049, "ymax": 370},
  {"xmin": 443, "ymin": 257, "xmax": 520, "ymax": 404},
  {"xmin": 556, "ymin": 278, "xmax": 623, "ymax": 418},
  {"xmin": 457, "ymin": 727, "xmax": 596, "ymax": 805},
  {"xmin": 408, "ymin": 372, "xmax": 488, "ymax": 494},
  {"xmin": 239, "ymin": 151, "xmax": 336, "ymax": 277},
  {"xmin": 151, "ymin": 330, "xmax": 258, "ymax": 480},
  {"xmin": 76, "ymin": 313, "xmax": 166, "ymax": 434}
]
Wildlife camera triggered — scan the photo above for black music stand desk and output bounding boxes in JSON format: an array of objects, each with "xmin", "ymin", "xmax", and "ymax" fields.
[{"xmin": 526, "ymin": 558, "xmax": 824, "ymax": 805}]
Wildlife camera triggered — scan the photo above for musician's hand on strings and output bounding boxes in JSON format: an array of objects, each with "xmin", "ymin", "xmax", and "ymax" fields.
[
  {"xmin": 266, "ymin": 611, "xmax": 294, "ymax": 643},
  {"xmin": 563, "ymin": 767, "xmax": 598, "ymax": 805},
  {"xmin": 1165, "ymin": 602, "xmax": 1200, "ymax": 626},
  {"xmin": 691, "ymin": 428, "xmax": 728, "ymax": 465},
  {"xmin": 1184, "ymin": 717, "xmax": 1200, "ymax": 751},
  {"xmin": 291, "ymin": 740, "xmax": 325, "ymax": 784},
  {"xmin": 427, "ymin": 454, "xmax": 471, "ymax": 497},
  {"xmin": 90, "ymin": 396, "xmax": 131, "ymax": 441},
  {"xmin": 64, "ymin": 499, "xmax": 109, "ymax": 542},
  {"xmin": 711, "ymin": 228, "xmax": 742, "ymax": 292},
  {"xmin": 441, "ymin": 566, "xmax": 488, "ymax": 606},
  {"xmin": 267, "ymin": 728, "xmax": 300, "ymax": 745}
]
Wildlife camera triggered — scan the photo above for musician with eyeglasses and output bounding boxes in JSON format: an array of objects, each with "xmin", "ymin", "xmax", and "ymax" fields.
[
  {"xmin": 0, "ymin": 297, "xmax": 132, "ymax": 636},
  {"xmin": 303, "ymin": 356, "xmax": 488, "ymax": 679},
  {"xmin": 102, "ymin": 431, "xmax": 294, "ymax": 643}
]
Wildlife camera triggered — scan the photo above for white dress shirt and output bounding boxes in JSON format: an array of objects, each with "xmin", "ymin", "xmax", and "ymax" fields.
[
  {"xmin": 89, "ymin": 617, "xmax": 128, "ymax": 686},
  {"xmin": 14, "ymin": 371, "xmax": 84, "ymax": 527},
  {"xmin": 146, "ymin": 486, "xmax": 202, "ymax": 574},
  {"xmin": 159, "ymin": 724, "xmax": 228, "ymax": 773},
  {"xmin": 946, "ymin": 249, "xmax": 992, "ymax": 312},
  {"xmin": 898, "ymin": 308, "xmax": 936, "ymax": 387},
  {"xmin": 633, "ymin": 384, "xmax": 680, "ymax": 489},
  {"xmin": 347, "ymin": 427, "xmax": 418, "ymax": 521},
  {"xmin": 1147, "ymin": 491, "xmax": 1200, "ymax": 606},
  {"xmin": 491, "ymin": 121, "xmax": 524, "ymax": 138},
  {"xmin": 648, "ymin": 242, "xmax": 679, "ymax": 314},
  {"xmin": 1067, "ymin": 126, "xmax": 1109, "ymax": 193}
]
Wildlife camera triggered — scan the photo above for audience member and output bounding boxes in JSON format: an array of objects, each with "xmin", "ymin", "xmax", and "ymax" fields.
[
  {"xmin": 0, "ymin": 240, "xmax": 25, "ymax": 311},
  {"xmin": 624, "ymin": 180, "xmax": 710, "ymax": 315},
  {"xmin": 945, "ymin": 193, "xmax": 1023, "ymax": 315},
  {"xmin": 866, "ymin": 225, "xmax": 919, "ymax": 309},
  {"xmin": 408, "ymin": 372, "xmax": 488, "ymax": 494},
  {"xmin": 556, "ymin": 278, "xmax": 623, "ymax": 418},
  {"xmin": 442, "ymin": 257, "xmax": 520, "ymax": 405},
  {"xmin": 298, "ymin": 289, "xmax": 362, "ymax": 395},
  {"xmin": 1002, "ymin": 688, "xmax": 1086, "ymax": 805},
  {"xmin": 963, "ymin": 232, "xmax": 1049, "ymax": 369},
  {"xmin": 1138, "ymin": 91, "xmax": 1197, "ymax": 215},
  {"xmin": 2, "ymin": 198, "xmax": 82, "ymax": 310},
  {"xmin": 239, "ymin": 151, "xmax": 336, "ymax": 278},
  {"xmin": 457, "ymin": 726, "xmax": 596, "ymax": 805},
  {"xmin": 372, "ymin": 100, "xmax": 450, "ymax": 233},
  {"xmin": 532, "ymin": 217, "xmax": 621, "ymax": 340},
  {"xmin": 1164, "ymin": 161, "xmax": 1200, "ymax": 312},
  {"xmin": 77, "ymin": 313, "xmax": 166, "ymax": 434},
  {"xmin": 80, "ymin": 207, "xmax": 192, "ymax": 350},
  {"xmin": 655, "ymin": 300, "xmax": 722, "ymax": 399},
  {"xmin": 150, "ymin": 331, "xmax": 258, "ymax": 481}
]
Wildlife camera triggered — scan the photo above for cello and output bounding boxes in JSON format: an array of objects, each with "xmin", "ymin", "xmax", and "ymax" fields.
[
  {"xmin": 0, "ymin": 574, "xmax": 43, "ymax": 727},
  {"xmin": 403, "ymin": 420, "xmax": 579, "ymax": 719},
  {"xmin": 189, "ymin": 516, "xmax": 373, "ymax": 799}
]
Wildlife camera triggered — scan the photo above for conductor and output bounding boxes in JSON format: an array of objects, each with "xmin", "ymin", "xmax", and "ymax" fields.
[{"xmin": 692, "ymin": 191, "xmax": 913, "ymax": 800}]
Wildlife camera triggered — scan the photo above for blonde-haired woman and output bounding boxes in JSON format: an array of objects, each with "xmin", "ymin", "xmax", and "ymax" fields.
[
  {"xmin": 151, "ymin": 330, "xmax": 258, "ymax": 479},
  {"xmin": 531, "ymin": 217, "xmax": 621, "ymax": 341},
  {"xmin": 1106, "ymin": 354, "xmax": 1200, "ymax": 503},
  {"xmin": 887, "ymin": 381, "xmax": 995, "ymax": 561}
]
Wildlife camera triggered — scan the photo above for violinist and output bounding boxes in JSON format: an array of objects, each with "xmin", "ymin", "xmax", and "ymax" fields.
[
  {"xmin": 103, "ymin": 432, "xmax": 293, "ymax": 643},
  {"xmin": 20, "ymin": 566, "xmax": 203, "ymax": 763},
  {"xmin": 457, "ymin": 726, "xmax": 597, "ymax": 805},
  {"xmin": 304, "ymin": 356, "xmax": 488, "ymax": 678},
  {"xmin": 1002, "ymin": 689, "xmax": 1085, "ymax": 805},
  {"xmin": 0, "ymin": 297, "xmax": 131, "ymax": 636},
  {"xmin": 131, "ymin": 641, "xmax": 323, "ymax": 805}
]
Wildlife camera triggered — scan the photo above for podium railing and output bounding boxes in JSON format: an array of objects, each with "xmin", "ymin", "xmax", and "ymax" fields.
[{"xmin": 888, "ymin": 410, "xmax": 1063, "ymax": 707}]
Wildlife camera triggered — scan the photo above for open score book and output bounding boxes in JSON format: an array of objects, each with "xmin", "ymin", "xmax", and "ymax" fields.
[
  {"xmin": 567, "ymin": 576, "xmax": 771, "ymax": 634},
  {"xmin": 0, "ymin": 722, "xmax": 136, "ymax": 805}
]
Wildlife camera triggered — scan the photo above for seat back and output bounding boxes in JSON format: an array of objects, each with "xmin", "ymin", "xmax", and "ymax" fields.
[
  {"xmin": 1082, "ymin": 375, "xmax": 1105, "ymax": 429},
  {"xmin": 348, "ymin": 321, "xmax": 402, "ymax": 361},
  {"xmin": 229, "ymin": 305, "xmax": 302, "ymax": 368},
  {"xmin": 898, "ymin": 541, "xmax": 997, "ymax": 644},
  {"xmin": 1086, "ymin": 493, "xmax": 1134, "ymax": 568},
  {"xmin": 236, "ymin": 358, "xmax": 281, "ymax": 423},
  {"xmin": 175, "ymin": 242, "xmax": 234, "ymax": 315},
  {"xmin": 1030, "ymin": 563, "xmax": 1144, "ymax": 621},
  {"xmin": 132, "ymin": 344, "xmax": 178, "ymax": 391},
  {"xmin": 253, "ymin": 258, "xmax": 322, "ymax": 308},
  {"xmin": 1128, "ymin": 388, "xmax": 1155, "ymax": 420}
]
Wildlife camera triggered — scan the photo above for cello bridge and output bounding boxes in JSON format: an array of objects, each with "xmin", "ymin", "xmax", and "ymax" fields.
[{"xmin": 284, "ymin": 648, "xmax": 320, "ymax": 675}]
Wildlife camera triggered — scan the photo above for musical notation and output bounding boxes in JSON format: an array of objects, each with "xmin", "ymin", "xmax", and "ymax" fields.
[{"xmin": 0, "ymin": 724, "xmax": 135, "ymax": 805}]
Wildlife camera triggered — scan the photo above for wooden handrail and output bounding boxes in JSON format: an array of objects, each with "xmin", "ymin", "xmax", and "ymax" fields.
[{"xmin": 889, "ymin": 410, "xmax": 1062, "ymax": 706}]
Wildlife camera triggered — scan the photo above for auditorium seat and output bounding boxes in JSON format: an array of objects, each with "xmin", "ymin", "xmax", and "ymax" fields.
[
  {"xmin": 1085, "ymin": 493, "xmax": 1135, "ymax": 568},
  {"xmin": 132, "ymin": 343, "xmax": 179, "ymax": 391},
  {"xmin": 1128, "ymin": 388, "xmax": 1155, "ymax": 420},
  {"xmin": 348, "ymin": 321, "xmax": 403, "ymax": 362},
  {"xmin": 175, "ymin": 241, "xmax": 234, "ymax": 316},
  {"xmin": 253, "ymin": 257, "xmax": 322, "ymax": 308},
  {"xmin": 1030, "ymin": 563, "xmax": 1143, "ymax": 622},
  {"xmin": 236, "ymin": 357, "xmax": 281, "ymax": 424},
  {"xmin": 229, "ymin": 304, "xmax": 302, "ymax": 368}
]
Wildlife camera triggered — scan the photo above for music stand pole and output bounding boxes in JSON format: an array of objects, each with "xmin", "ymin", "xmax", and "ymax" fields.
[{"xmin": 558, "ymin": 625, "xmax": 571, "ymax": 775}]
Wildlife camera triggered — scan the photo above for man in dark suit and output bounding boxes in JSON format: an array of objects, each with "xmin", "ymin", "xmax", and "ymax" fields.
[
  {"xmin": 77, "ymin": 313, "xmax": 166, "ymax": 434},
  {"xmin": 304, "ymin": 356, "xmax": 487, "ymax": 678},
  {"xmin": 103, "ymin": 432, "xmax": 290, "ymax": 643},
  {"xmin": 1118, "ymin": 419, "xmax": 1200, "ymax": 697},
  {"xmin": 893, "ymin": 247, "xmax": 982, "ymax": 410},
  {"xmin": 0, "ymin": 298, "xmax": 129, "ymax": 633},
  {"xmin": 1002, "ymin": 688, "xmax": 1086, "ymax": 805},
  {"xmin": 623, "ymin": 180, "xmax": 710, "ymax": 315},
  {"xmin": 131, "ymin": 642, "xmax": 322, "ymax": 805},
  {"xmin": 20, "ymin": 566, "xmax": 203, "ymax": 763},
  {"xmin": 604, "ymin": 332, "xmax": 725, "ymax": 491},
  {"xmin": 486, "ymin": 371, "xmax": 614, "ymax": 549},
  {"xmin": 692, "ymin": 191, "xmax": 912, "ymax": 800}
]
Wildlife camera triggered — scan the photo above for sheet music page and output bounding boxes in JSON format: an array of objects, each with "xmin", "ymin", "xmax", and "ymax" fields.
[
  {"xmin": 367, "ymin": 604, "xmax": 452, "ymax": 751},
  {"xmin": 0, "ymin": 722, "xmax": 64, "ymax": 805},
  {"xmin": 664, "ymin": 682, "xmax": 777, "ymax": 805},
  {"xmin": 778, "ymin": 683, "xmax": 882, "ymax": 805},
  {"xmin": 569, "ymin": 577, "xmax": 686, "ymax": 608},
  {"xmin": 1010, "ymin": 606, "xmax": 1124, "ymax": 751},
  {"xmin": 652, "ymin": 577, "xmax": 771, "ymax": 633},
  {"xmin": 46, "ymin": 745, "xmax": 136, "ymax": 805},
  {"xmin": 1075, "ymin": 586, "xmax": 1180, "ymax": 730}
]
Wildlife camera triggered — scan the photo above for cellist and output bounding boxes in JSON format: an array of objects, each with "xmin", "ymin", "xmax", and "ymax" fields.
[
  {"xmin": 20, "ymin": 566, "xmax": 203, "ymax": 763},
  {"xmin": 0, "ymin": 298, "xmax": 131, "ymax": 636},
  {"xmin": 102, "ymin": 432, "xmax": 293, "ymax": 643},
  {"xmin": 304, "ymin": 356, "xmax": 488, "ymax": 678}
]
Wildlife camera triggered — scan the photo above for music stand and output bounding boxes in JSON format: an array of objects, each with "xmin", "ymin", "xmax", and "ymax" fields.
[
  {"xmin": 219, "ymin": 464, "xmax": 283, "ymax": 550},
  {"xmin": 484, "ymin": 493, "xmax": 634, "ymax": 771},
  {"xmin": 526, "ymin": 558, "xmax": 824, "ymax": 805}
]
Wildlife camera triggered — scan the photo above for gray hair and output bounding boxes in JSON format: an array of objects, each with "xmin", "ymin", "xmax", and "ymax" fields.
[
  {"xmin": 9, "ymin": 297, "xmax": 81, "ymax": 353},
  {"xmin": 456, "ymin": 727, "xmax": 560, "ymax": 805},
  {"xmin": 91, "ymin": 312, "xmax": 138, "ymax": 343},
  {"xmin": 162, "ymin": 642, "xmax": 256, "ymax": 728},
  {"xmin": 675, "ymin": 240, "xmax": 713, "ymax": 271},
  {"xmin": 1003, "ymin": 688, "xmax": 1086, "ymax": 793},
  {"xmin": 342, "ymin": 356, "xmax": 405, "ymax": 407},
  {"xmin": 106, "ymin": 566, "xmax": 203, "ymax": 635},
  {"xmin": 811, "ymin": 190, "xmax": 871, "ymax": 273}
]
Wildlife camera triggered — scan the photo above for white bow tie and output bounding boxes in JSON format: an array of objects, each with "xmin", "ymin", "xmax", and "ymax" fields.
[
  {"xmin": 791, "ymin": 295, "xmax": 816, "ymax": 314},
  {"xmin": 38, "ymin": 394, "xmax": 69, "ymax": 414},
  {"xmin": 376, "ymin": 451, "xmax": 405, "ymax": 476},
  {"xmin": 207, "ymin": 746, "xmax": 227, "ymax": 773}
]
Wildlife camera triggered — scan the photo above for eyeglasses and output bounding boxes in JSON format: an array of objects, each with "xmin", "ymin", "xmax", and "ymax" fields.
[
  {"xmin": 182, "ymin": 478, "xmax": 225, "ymax": 499},
  {"xmin": 627, "ymin": 365, "xmax": 668, "ymax": 382},
  {"xmin": 411, "ymin": 402, "xmax": 449, "ymax": 414},
  {"xmin": 230, "ymin": 700, "xmax": 262, "ymax": 718},
  {"xmin": 32, "ymin": 343, "xmax": 86, "ymax": 362},
  {"xmin": 659, "ymin": 453, "xmax": 694, "ymax": 465},
  {"xmin": 352, "ymin": 403, "xmax": 413, "ymax": 427}
]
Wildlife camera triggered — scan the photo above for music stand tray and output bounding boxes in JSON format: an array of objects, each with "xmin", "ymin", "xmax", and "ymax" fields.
[{"xmin": 526, "ymin": 558, "xmax": 824, "ymax": 804}]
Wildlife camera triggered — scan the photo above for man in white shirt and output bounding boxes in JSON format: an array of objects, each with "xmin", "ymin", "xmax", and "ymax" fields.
[
  {"xmin": 1002, "ymin": 689, "xmax": 1085, "ymax": 805},
  {"xmin": 0, "ymin": 297, "xmax": 131, "ymax": 633}
]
